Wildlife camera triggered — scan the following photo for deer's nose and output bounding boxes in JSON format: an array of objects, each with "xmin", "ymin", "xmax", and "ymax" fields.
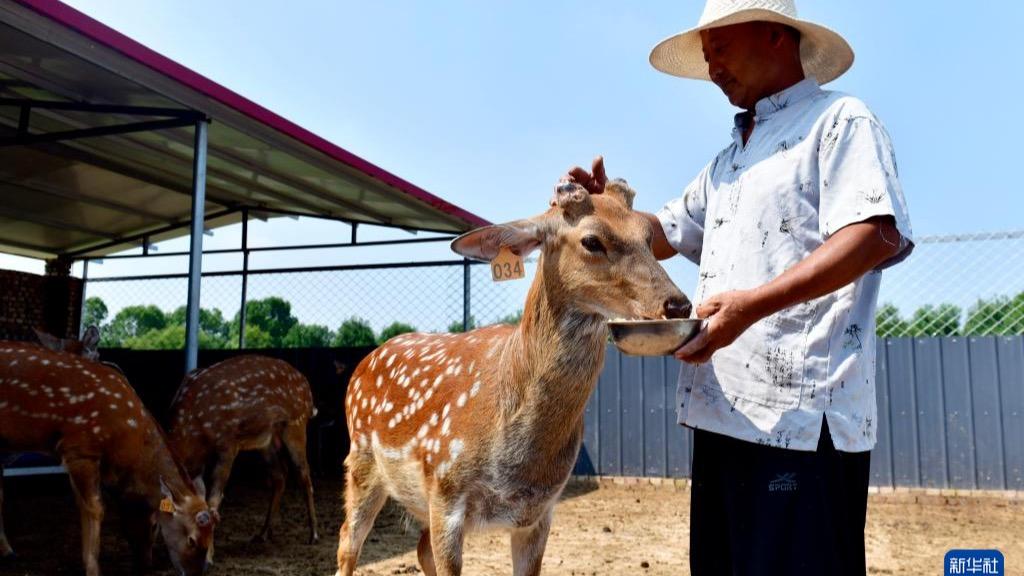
[{"xmin": 662, "ymin": 295, "xmax": 692, "ymax": 319}]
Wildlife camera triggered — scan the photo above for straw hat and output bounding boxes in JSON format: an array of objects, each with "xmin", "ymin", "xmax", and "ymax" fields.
[{"xmin": 649, "ymin": 0, "xmax": 854, "ymax": 84}]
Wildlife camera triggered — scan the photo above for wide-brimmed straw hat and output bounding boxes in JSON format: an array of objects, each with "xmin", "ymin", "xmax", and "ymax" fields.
[{"xmin": 649, "ymin": 0, "xmax": 854, "ymax": 84}]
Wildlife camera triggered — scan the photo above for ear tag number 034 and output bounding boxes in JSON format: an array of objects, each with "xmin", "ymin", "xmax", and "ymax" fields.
[{"xmin": 491, "ymin": 246, "xmax": 525, "ymax": 282}]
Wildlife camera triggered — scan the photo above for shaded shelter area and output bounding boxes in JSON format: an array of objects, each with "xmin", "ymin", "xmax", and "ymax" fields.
[{"xmin": 0, "ymin": 0, "xmax": 488, "ymax": 474}]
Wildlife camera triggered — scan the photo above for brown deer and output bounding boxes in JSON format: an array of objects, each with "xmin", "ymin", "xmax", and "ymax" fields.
[
  {"xmin": 334, "ymin": 180, "xmax": 691, "ymax": 576},
  {"xmin": 0, "ymin": 343, "xmax": 216, "ymax": 576},
  {"xmin": 166, "ymin": 355, "xmax": 319, "ymax": 561}
]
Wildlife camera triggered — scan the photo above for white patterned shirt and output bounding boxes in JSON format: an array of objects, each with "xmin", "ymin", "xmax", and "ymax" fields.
[{"xmin": 657, "ymin": 77, "xmax": 913, "ymax": 452}]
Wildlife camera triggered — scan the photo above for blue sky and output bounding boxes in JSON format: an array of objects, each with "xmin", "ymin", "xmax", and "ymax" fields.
[{"xmin": 3, "ymin": 1, "xmax": 1022, "ymax": 330}]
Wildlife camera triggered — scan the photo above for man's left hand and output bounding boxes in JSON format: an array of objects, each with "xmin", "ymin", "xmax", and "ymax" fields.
[{"xmin": 674, "ymin": 289, "xmax": 763, "ymax": 364}]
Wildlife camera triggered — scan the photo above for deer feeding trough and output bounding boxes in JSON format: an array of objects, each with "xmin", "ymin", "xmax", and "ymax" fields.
[{"xmin": 608, "ymin": 318, "xmax": 701, "ymax": 356}]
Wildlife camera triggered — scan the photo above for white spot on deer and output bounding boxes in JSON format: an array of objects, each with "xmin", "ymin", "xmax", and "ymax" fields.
[
  {"xmin": 434, "ymin": 374, "xmax": 444, "ymax": 387},
  {"xmin": 456, "ymin": 392, "xmax": 468, "ymax": 408},
  {"xmin": 383, "ymin": 401, "xmax": 394, "ymax": 413},
  {"xmin": 376, "ymin": 375, "xmax": 383, "ymax": 388},
  {"xmin": 41, "ymin": 359, "xmax": 50, "ymax": 366},
  {"xmin": 415, "ymin": 398, "xmax": 424, "ymax": 411},
  {"xmin": 417, "ymin": 423, "xmax": 429, "ymax": 439},
  {"xmin": 470, "ymin": 381, "xmax": 481, "ymax": 398},
  {"xmin": 441, "ymin": 417, "xmax": 451, "ymax": 436},
  {"xmin": 90, "ymin": 410, "xmax": 99, "ymax": 418},
  {"xmin": 92, "ymin": 425, "xmax": 101, "ymax": 434},
  {"xmin": 386, "ymin": 354, "xmax": 396, "ymax": 368},
  {"xmin": 127, "ymin": 418, "xmax": 138, "ymax": 428},
  {"xmin": 424, "ymin": 388, "xmax": 434, "ymax": 401},
  {"xmin": 433, "ymin": 440, "xmax": 442, "ymax": 454},
  {"xmin": 449, "ymin": 438, "xmax": 464, "ymax": 461},
  {"xmin": 429, "ymin": 412, "xmax": 439, "ymax": 426},
  {"xmin": 109, "ymin": 403, "xmax": 118, "ymax": 410}
]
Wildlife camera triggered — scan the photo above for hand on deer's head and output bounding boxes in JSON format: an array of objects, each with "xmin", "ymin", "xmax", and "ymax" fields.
[
  {"xmin": 452, "ymin": 179, "xmax": 691, "ymax": 320},
  {"xmin": 158, "ymin": 477, "xmax": 217, "ymax": 576}
]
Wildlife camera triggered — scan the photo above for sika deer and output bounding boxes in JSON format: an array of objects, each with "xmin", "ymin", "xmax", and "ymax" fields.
[
  {"xmin": 335, "ymin": 180, "xmax": 690, "ymax": 576},
  {"xmin": 166, "ymin": 355, "xmax": 319, "ymax": 560},
  {"xmin": 0, "ymin": 343, "xmax": 216, "ymax": 576}
]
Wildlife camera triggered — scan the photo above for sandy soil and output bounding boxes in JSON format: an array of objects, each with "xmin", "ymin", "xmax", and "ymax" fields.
[{"xmin": 1, "ymin": 475, "xmax": 1020, "ymax": 575}]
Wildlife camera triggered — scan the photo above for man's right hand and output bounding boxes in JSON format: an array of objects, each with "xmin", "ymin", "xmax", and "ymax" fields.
[{"xmin": 561, "ymin": 155, "xmax": 608, "ymax": 195}]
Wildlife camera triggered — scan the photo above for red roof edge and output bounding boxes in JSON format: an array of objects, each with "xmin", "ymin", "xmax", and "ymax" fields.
[{"xmin": 14, "ymin": 0, "xmax": 490, "ymax": 229}]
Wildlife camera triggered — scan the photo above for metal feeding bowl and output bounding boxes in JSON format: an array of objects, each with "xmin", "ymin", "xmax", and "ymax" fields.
[{"xmin": 607, "ymin": 319, "xmax": 702, "ymax": 356}]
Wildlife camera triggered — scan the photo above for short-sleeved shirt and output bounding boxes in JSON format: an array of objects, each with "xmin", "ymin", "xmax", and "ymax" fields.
[{"xmin": 656, "ymin": 77, "xmax": 913, "ymax": 452}]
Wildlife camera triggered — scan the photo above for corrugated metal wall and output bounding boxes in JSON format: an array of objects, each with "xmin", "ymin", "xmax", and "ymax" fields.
[{"xmin": 574, "ymin": 336, "xmax": 1024, "ymax": 490}]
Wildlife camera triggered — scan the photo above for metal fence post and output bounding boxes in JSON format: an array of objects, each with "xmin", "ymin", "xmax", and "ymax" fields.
[
  {"xmin": 238, "ymin": 208, "xmax": 249, "ymax": 349},
  {"xmin": 78, "ymin": 259, "xmax": 89, "ymax": 337},
  {"xmin": 184, "ymin": 118, "xmax": 208, "ymax": 373},
  {"xmin": 462, "ymin": 258, "xmax": 471, "ymax": 331}
]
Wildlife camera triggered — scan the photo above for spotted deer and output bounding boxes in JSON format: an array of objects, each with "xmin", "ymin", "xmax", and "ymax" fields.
[
  {"xmin": 166, "ymin": 355, "xmax": 319, "ymax": 560},
  {"xmin": 0, "ymin": 343, "xmax": 216, "ymax": 576},
  {"xmin": 335, "ymin": 180, "xmax": 691, "ymax": 576}
]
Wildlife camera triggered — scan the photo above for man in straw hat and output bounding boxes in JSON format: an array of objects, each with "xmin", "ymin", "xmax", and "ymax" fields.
[{"xmin": 565, "ymin": 1, "xmax": 913, "ymax": 574}]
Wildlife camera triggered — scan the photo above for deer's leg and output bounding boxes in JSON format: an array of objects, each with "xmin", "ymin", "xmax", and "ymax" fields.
[
  {"xmin": 252, "ymin": 446, "xmax": 285, "ymax": 543},
  {"xmin": 510, "ymin": 507, "xmax": 554, "ymax": 576},
  {"xmin": 281, "ymin": 423, "xmax": 319, "ymax": 544},
  {"xmin": 416, "ymin": 529, "xmax": 437, "ymax": 576},
  {"xmin": 206, "ymin": 447, "xmax": 238, "ymax": 514},
  {"xmin": 205, "ymin": 447, "xmax": 238, "ymax": 565},
  {"xmin": 428, "ymin": 496, "xmax": 466, "ymax": 576},
  {"xmin": 65, "ymin": 457, "xmax": 104, "ymax": 576},
  {"xmin": 0, "ymin": 464, "xmax": 13, "ymax": 558},
  {"xmin": 335, "ymin": 456, "xmax": 386, "ymax": 576}
]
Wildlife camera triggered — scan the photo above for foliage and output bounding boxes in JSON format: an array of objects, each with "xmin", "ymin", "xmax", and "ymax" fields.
[
  {"xmin": 125, "ymin": 324, "xmax": 228, "ymax": 350},
  {"xmin": 282, "ymin": 323, "xmax": 333, "ymax": 348},
  {"xmin": 907, "ymin": 304, "xmax": 961, "ymax": 337},
  {"xmin": 230, "ymin": 296, "xmax": 298, "ymax": 347},
  {"xmin": 333, "ymin": 317, "xmax": 377, "ymax": 347},
  {"xmin": 378, "ymin": 322, "xmax": 417, "ymax": 344},
  {"xmin": 495, "ymin": 309, "xmax": 523, "ymax": 325},
  {"xmin": 447, "ymin": 316, "xmax": 477, "ymax": 333},
  {"xmin": 81, "ymin": 297, "xmax": 108, "ymax": 331},
  {"xmin": 102, "ymin": 305, "xmax": 167, "ymax": 346}
]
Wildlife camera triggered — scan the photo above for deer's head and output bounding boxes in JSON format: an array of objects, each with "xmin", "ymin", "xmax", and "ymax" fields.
[
  {"xmin": 452, "ymin": 180, "xmax": 691, "ymax": 320},
  {"xmin": 157, "ymin": 477, "xmax": 217, "ymax": 576},
  {"xmin": 33, "ymin": 325, "xmax": 100, "ymax": 361}
]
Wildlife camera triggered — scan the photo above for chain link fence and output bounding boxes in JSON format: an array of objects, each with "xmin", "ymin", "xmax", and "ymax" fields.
[
  {"xmin": 80, "ymin": 229, "xmax": 1024, "ymax": 349},
  {"xmin": 876, "ymin": 230, "xmax": 1024, "ymax": 337},
  {"xmin": 82, "ymin": 257, "xmax": 538, "ymax": 350}
]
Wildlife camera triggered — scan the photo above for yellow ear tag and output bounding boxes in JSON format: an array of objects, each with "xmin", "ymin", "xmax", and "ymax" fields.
[
  {"xmin": 159, "ymin": 498, "xmax": 175, "ymax": 513},
  {"xmin": 491, "ymin": 246, "xmax": 525, "ymax": 282}
]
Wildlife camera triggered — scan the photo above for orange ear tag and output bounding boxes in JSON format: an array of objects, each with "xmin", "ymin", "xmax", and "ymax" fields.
[
  {"xmin": 159, "ymin": 498, "xmax": 175, "ymax": 513},
  {"xmin": 491, "ymin": 246, "xmax": 525, "ymax": 282}
]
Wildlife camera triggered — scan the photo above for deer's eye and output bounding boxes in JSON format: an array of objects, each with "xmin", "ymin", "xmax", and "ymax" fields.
[{"xmin": 581, "ymin": 235, "xmax": 606, "ymax": 254}]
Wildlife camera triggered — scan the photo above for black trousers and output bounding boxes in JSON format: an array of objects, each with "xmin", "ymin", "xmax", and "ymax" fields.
[{"xmin": 690, "ymin": 419, "xmax": 870, "ymax": 576}]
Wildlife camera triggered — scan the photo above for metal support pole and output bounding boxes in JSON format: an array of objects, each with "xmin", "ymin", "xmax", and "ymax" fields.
[
  {"xmin": 184, "ymin": 118, "xmax": 209, "ymax": 373},
  {"xmin": 351, "ymin": 221, "xmax": 358, "ymax": 244},
  {"xmin": 462, "ymin": 258, "xmax": 471, "ymax": 331},
  {"xmin": 78, "ymin": 259, "xmax": 89, "ymax": 337},
  {"xmin": 238, "ymin": 208, "xmax": 249, "ymax": 349}
]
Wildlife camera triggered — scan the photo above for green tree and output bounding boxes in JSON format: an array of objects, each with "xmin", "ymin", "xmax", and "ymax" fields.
[
  {"xmin": 238, "ymin": 324, "xmax": 274, "ymax": 349},
  {"xmin": 447, "ymin": 316, "xmax": 477, "ymax": 333},
  {"xmin": 282, "ymin": 323, "xmax": 333, "ymax": 348},
  {"xmin": 964, "ymin": 292, "xmax": 1024, "ymax": 336},
  {"xmin": 81, "ymin": 297, "xmax": 108, "ymax": 330},
  {"xmin": 875, "ymin": 303, "xmax": 909, "ymax": 338},
  {"xmin": 907, "ymin": 304, "xmax": 961, "ymax": 337},
  {"xmin": 378, "ymin": 322, "xmax": 417, "ymax": 344},
  {"xmin": 103, "ymin": 305, "xmax": 167, "ymax": 346},
  {"xmin": 125, "ymin": 324, "xmax": 228, "ymax": 350},
  {"xmin": 496, "ymin": 309, "xmax": 523, "ymax": 325},
  {"xmin": 167, "ymin": 306, "xmax": 229, "ymax": 340},
  {"xmin": 230, "ymin": 297, "xmax": 298, "ymax": 347},
  {"xmin": 333, "ymin": 317, "xmax": 376, "ymax": 347}
]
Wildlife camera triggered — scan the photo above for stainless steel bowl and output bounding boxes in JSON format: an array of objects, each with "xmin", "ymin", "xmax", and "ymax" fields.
[{"xmin": 607, "ymin": 319, "xmax": 702, "ymax": 356}]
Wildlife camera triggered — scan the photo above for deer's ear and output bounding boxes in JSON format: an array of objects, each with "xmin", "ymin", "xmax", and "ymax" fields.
[
  {"xmin": 192, "ymin": 475, "xmax": 207, "ymax": 500},
  {"xmin": 450, "ymin": 219, "xmax": 546, "ymax": 262},
  {"xmin": 33, "ymin": 328, "xmax": 61, "ymax": 350},
  {"xmin": 82, "ymin": 326, "xmax": 100, "ymax": 351},
  {"xmin": 159, "ymin": 476, "xmax": 180, "ymax": 511},
  {"xmin": 603, "ymin": 178, "xmax": 636, "ymax": 210}
]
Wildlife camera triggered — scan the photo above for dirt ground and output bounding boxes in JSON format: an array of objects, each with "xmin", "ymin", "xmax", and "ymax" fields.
[{"xmin": 1, "ymin": 475, "xmax": 1020, "ymax": 576}]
